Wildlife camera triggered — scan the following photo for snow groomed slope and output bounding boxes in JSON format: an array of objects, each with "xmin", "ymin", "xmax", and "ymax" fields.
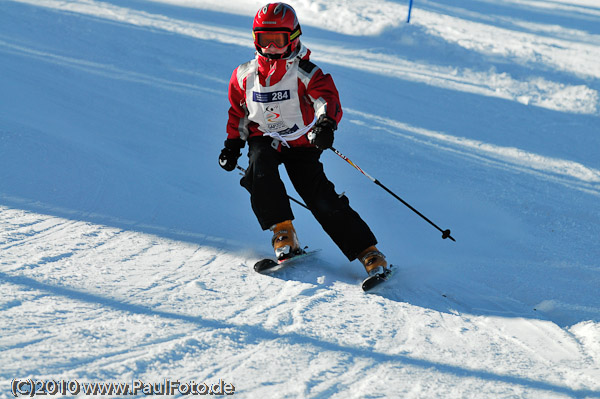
[{"xmin": 1, "ymin": 0, "xmax": 599, "ymax": 397}]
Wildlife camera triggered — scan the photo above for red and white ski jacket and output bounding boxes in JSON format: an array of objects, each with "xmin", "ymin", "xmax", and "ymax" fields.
[{"xmin": 226, "ymin": 44, "xmax": 342, "ymax": 149}]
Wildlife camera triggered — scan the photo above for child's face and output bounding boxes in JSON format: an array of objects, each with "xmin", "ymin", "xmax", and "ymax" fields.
[{"xmin": 262, "ymin": 44, "xmax": 287, "ymax": 56}]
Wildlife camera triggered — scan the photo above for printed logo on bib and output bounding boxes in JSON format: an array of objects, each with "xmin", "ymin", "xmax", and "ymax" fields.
[
  {"xmin": 264, "ymin": 104, "xmax": 287, "ymax": 131},
  {"xmin": 253, "ymin": 90, "xmax": 290, "ymax": 103}
]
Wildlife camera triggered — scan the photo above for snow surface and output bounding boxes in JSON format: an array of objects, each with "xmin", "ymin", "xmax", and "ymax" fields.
[{"xmin": 1, "ymin": 0, "xmax": 599, "ymax": 397}]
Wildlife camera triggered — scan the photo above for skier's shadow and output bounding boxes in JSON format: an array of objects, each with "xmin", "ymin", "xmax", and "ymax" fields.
[
  {"xmin": 257, "ymin": 255, "xmax": 565, "ymax": 327},
  {"xmin": 248, "ymin": 252, "xmax": 369, "ymax": 292}
]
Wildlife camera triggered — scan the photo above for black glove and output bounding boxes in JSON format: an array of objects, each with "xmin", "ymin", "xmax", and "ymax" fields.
[
  {"xmin": 308, "ymin": 115, "xmax": 336, "ymax": 150},
  {"xmin": 218, "ymin": 138, "xmax": 244, "ymax": 172}
]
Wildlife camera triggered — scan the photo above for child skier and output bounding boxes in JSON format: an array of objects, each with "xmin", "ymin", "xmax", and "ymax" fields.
[{"xmin": 219, "ymin": 2, "xmax": 389, "ymax": 277}]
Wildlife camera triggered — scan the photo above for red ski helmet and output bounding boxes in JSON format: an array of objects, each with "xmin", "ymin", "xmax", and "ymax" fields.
[{"xmin": 253, "ymin": 3, "xmax": 302, "ymax": 59}]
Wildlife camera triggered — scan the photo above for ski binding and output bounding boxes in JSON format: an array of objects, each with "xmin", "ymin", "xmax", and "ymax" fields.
[
  {"xmin": 362, "ymin": 264, "xmax": 396, "ymax": 292},
  {"xmin": 254, "ymin": 248, "xmax": 321, "ymax": 273}
]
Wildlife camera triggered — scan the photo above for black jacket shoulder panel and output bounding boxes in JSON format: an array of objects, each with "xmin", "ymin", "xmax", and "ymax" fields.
[{"xmin": 299, "ymin": 59, "xmax": 317, "ymax": 74}]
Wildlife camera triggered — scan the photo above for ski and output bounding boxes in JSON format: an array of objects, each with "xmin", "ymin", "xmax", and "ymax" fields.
[
  {"xmin": 254, "ymin": 248, "xmax": 321, "ymax": 273},
  {"xmin": 362, "ymin": 265, "xmax": 396, "ymax": 292},
  {"xmin": 255, "ymin": 249, "xmax": 395, "ymax": 292}
]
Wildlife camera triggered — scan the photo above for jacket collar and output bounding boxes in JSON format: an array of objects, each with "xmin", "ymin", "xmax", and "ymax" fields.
[{"xmin": 255, "ymin": 43, "xmax": 310, "ymax": 86}]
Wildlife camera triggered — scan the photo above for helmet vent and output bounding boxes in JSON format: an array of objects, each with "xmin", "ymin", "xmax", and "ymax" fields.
[{"xmin": 274, "ymin": 4, "xmax": 286, "ymax": 18}]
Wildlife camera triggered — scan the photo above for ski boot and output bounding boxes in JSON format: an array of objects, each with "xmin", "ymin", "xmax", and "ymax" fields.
[
  {"xmin": 359, "ymin": 246, "xmax": 389, "ymax": 276},
  {"xmin": 359, "ymin": 246, "xmax": 394, "ymax": 291},
  {"xmin": 270, "ymin": 220, "xmax": 303, "ymax": 261}
]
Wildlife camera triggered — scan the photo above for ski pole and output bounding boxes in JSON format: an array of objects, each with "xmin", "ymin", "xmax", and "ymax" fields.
[
  {"xmin": 236, "ymin": 165, "xmax": 310, "ymax": 211},
  {"xmin": 329, "ymin": 147, "xmax": 455, "ymax": 242}
]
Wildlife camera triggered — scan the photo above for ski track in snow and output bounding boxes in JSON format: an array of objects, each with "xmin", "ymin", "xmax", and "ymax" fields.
[
  {"xmin": 2, "ymin": 0, "xmax": 600, "ymax": 397},
  {"xmin": 345, "ymin": 108, "xmax": 600, "ymax": 196},
  {"xmin": 0, "ymin": 39, "xmax": 224, "ymax": 97}
]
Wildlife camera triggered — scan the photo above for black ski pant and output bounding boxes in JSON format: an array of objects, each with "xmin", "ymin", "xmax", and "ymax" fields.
[{"xmin": 240, "ymin": 137, "xmax": 377, "ymax": 261}]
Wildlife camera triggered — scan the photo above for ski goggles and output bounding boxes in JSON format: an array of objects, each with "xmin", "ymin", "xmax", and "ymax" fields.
[{"xmin": 253, "ymin": 29, "xmax": 301, "ymax": 49}]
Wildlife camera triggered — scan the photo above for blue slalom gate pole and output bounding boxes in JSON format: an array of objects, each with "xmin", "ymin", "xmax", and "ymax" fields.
[{"xmin": 407, "ymin": 0, "xmax": 414, "ymax": 23}]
